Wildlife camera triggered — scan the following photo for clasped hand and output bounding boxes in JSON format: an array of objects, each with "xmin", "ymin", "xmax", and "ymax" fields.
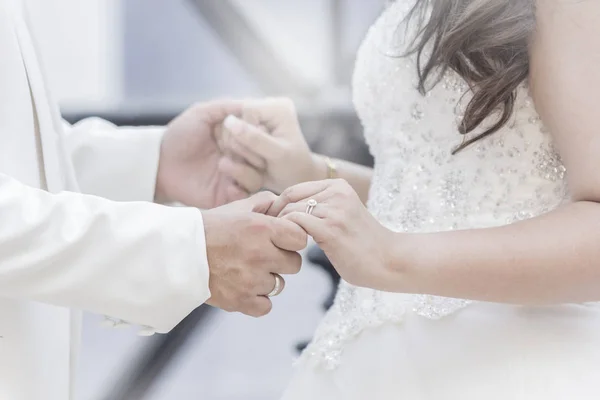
[
  {"xmin": 211, "ymin": 98, "xmax": 396, "ymax": 310},
  {"xmin": 204, "ymin": 179, "xmax": 394, "ymax": 319},
  {"xmin": 268, "ymin": 179, "xmax": 395, "ymax": 292},
  {"xmin": 170, "ymin": 98, "xmax": 396, "ymax": 318}
]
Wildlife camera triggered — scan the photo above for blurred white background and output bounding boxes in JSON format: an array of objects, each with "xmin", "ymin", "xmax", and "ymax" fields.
[
  {"xmin": 27, "ymin": 0, "xmax": 122, "ymax": 109},
  {"xmin": 27, "ymin": 0, "xmax": 384, "ymax": 109}
]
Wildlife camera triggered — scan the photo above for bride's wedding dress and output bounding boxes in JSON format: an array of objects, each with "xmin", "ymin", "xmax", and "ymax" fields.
[{"xmin": 282, "ymin": 1, "xmax": 600, "ymax": 399}]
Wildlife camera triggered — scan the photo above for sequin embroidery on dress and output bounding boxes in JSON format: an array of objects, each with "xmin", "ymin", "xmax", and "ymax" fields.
[{"xmin": 298, "ymin": 0, "xmax": 569, "ymax": 370}]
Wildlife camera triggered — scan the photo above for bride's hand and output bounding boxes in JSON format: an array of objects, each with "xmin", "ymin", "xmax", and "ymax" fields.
[
  {"xmin": 268, "ymin": 179, "xmax": 396, "ymax": 291},
  {"xmin": 221, "ymin": 98, "xmax": 322, "ymax": 194}
]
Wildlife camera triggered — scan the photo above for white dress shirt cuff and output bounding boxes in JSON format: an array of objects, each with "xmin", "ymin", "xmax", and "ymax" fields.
[{"xmin": 67, "ymin": 118, "xmax": 164, "ymax": 202}]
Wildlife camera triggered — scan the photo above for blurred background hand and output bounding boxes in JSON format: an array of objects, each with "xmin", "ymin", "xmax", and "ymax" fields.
[{"xmin": 222, "ymin": 98, "xmax": 323, "ymax": 195}]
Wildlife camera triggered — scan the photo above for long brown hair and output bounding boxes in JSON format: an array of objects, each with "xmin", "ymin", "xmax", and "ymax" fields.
[{"xmin": 403, "ymin": 0, "xmax": 536, "ymax": 152}]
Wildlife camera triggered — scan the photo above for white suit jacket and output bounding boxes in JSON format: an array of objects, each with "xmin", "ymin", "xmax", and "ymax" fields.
[{"xmin": 0, "ymin": 1, "xmax": 211, "ymax": 399}]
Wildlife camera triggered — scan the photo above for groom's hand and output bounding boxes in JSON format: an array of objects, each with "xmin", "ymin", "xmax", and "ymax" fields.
[
  {"xmin": 202, "ymin": 192, "xmax": 308, "ymax": 317},
  {"xmin": 155, "ymin": 101, "xmax": 265, "ymax": 209}
]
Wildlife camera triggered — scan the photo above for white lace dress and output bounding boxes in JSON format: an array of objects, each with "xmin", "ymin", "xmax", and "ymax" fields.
[{"xmin": 282, "ymin": 2, "xmax": 600, "ymax": 399}]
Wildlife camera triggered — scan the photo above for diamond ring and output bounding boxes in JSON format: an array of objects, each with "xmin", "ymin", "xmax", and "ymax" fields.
[{"xmin": 305, "ymin": 199, "xmax": 317, "ymax": 215}]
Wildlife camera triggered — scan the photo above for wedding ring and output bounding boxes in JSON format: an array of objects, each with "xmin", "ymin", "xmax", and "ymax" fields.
[
  {"xmin": 305, "ymin": 199, "xmax": 317, "ymax": 215},
  {"xmin": 267, "ymin": 273, "xmax": 284, "ymax": 297}
]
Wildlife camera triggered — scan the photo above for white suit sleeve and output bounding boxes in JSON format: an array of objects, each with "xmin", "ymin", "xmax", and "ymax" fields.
[
  {"xmin": 0, "ymin": 173, "xmax": 210, "ymax": 333},
  {"xmin": 63, "ymin": 118, "xmax": 164, "ymax": 202}
]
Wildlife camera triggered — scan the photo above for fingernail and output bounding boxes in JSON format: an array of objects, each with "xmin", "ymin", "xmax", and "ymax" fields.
[{"xmin": 224, "ymin": 115, "xmax": 241, "ymax": 131}]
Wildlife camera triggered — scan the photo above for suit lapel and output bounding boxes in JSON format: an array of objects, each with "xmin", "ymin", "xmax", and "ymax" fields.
[{"xmin": 10, "ymin": 1, "xmax": 65, "ymax": 192}]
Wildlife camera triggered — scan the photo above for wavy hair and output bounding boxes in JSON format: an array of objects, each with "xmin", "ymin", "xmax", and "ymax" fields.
[{"xmin": 403, "ymin": 0, "xmax": 536, "ymax": 152}]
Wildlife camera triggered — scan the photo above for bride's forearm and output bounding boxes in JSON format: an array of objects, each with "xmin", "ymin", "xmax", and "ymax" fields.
[
  {"xmin": 388, "ymin": 201, "xmax": 600, "ymax": 304},
  {"xmin": 312, "ymin": 153, "xmax": 372, "ymax": 204}
]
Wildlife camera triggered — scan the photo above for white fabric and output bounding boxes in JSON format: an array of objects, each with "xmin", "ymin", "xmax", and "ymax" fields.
[
  {"xmin": 0, "ymin": 0, "xmax": 211, "ymax": 399},
  {"xmin": 285, "ymin": 303, "xmax": 600, "ymax": 399},
  {"xmin": 282, "ymin": 1, "xmax": 600, "ymax": 398}
]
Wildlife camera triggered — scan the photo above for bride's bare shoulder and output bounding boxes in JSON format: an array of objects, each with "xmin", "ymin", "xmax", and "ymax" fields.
[
  {"xmin": 530, "ymin": 0, "xmax": 600, "ymax": 202},
  {"xmin": 530, "ymin": 0, "xmax": 600, "ymax": 112}
]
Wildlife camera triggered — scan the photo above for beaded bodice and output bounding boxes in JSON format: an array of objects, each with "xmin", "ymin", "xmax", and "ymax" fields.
[{"xmin": 299, "ymin": 0, "xmax": 569, "ymax": 370}]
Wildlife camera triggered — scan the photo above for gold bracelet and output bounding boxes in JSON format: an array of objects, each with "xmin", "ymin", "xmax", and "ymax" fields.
[{"xmin": 324, "ymin": 156, "xmax": 338, "ymax": 179}]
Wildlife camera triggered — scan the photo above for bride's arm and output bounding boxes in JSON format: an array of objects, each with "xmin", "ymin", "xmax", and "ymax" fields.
[
  {"xmin": 272, "ymin": 0, "xmax": 600, "ymax": 305},
  {"xmin": 396, "ymin": 202, "xmax": 600, "ymax": 304},
  {"xmin": 221, "ymin": 99, "xmax": 373, "ymax": 203},
  {"xmin": 390, "ymin": 0, "xmax": 600, "ymax": 304}
]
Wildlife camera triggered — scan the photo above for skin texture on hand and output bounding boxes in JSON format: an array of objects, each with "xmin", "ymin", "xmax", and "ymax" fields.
[
  {"xmin": 155, "ymin": 101, "xmax": 265, "ymax": 209},
  {"xmin": 270, "ymin": 179, "xmax": 396, "ymax": 291},
  {"xmin": 202, "ymin": 192, "xmax": 308, "ymax": 317}
]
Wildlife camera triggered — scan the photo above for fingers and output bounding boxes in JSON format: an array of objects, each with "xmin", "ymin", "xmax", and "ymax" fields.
[
  {"xmin": 283, "ymin": 212, "xmax": 328, "ymax": 242},
  {"xmin": 278, "ymin": 201, "xmax": 329, "ymax": 219},
  {"xmin": 243, "ymin": 296, "xmax": 273, "ymax": 318},
  {"xmin": 240, "ymin": 106, "xmax": 269, "ymax": 169},
  {"xmin": 218, "ymin": 157, "xmax": 264, "ymax": 194},
  {"xmin": 270, "ymin": 217, "xmax": 309, "ymax": 251},
  {"xmin": 222, "ymin": 191, "xmax": 276, "ymax": 213},
  {"xmin": 224, "ymin": 115, "xmax": 281, "ymax": 159},
  {"xmin": 226, "ymin": 136, "xmax": 268, "ymax": 170},
  {"xmin": 219, "ymin": 105, "xmax": 269, "ymax": 170},
  {"xmin": 270, "ymin": 250, "xmax": 303, "ymax": 275},
  {"xmin": 242, "ymin": 103, "xmax": 262, "ymax": 126},
  {"xmin": 198, "ymin": 99, "xmax": 245, "ymax": 121},
  {"xmin": 242, "ymin": 97, "xmax": 297, "ymax": 131},
  {"xmin": 247, "ymin": 191, "xmax": 278, "ymax": 214},
  {"xmin": 267, "ymin": 180, "xmax": 332, "ymax": 216},
  {"xmin": 255, "ymin": 273, "xmax": 286, "ymax": 298}
]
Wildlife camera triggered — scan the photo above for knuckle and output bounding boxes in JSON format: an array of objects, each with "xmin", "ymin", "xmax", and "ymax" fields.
[
  {"xmin": 246, "ymin": 215, "xmax": 270, "ymax": 232},
  {"xmin": 280, "ymin": 204, "xmax": 294, "ymax": 216},
  {"xmin": 279, "ymin": 187, "xmax": 295, "ymax": 204},
  {"xmin": 246, "ymin": 245, "xmax": 265, "ymax": 263},
  {"xmin": 330, "ymin": 217, "xmax": 345, "ymax": 230},
  {"xmin": 289, "ymin": 231, "xmax": 308, "ymax": 251},
  {"xmin": 293, "ymin": 228, "xmax": 309, "ymax": 246},
  {"xmin": 330, "ymin": 190, "xmax": 345, "ymax": 201}
]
